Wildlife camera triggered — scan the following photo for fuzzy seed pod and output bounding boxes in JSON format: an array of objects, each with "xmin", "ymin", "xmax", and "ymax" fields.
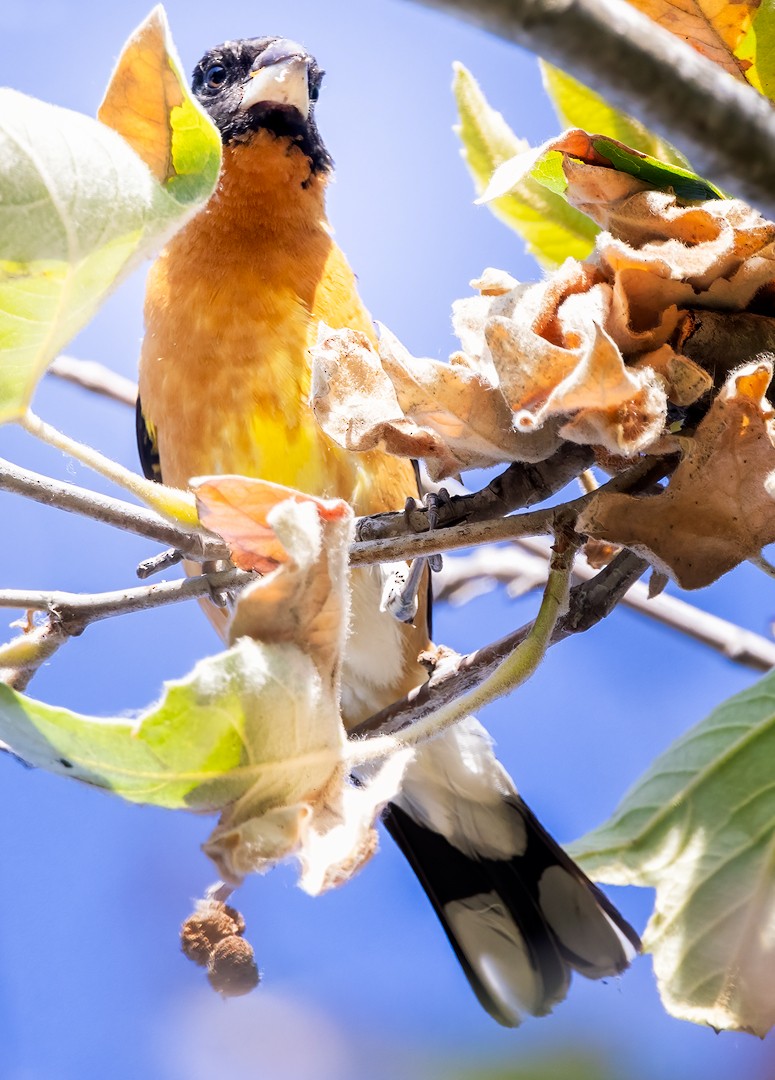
[
  {"xmin": 180, "ymin": 900, "xmax": 246, "ymax": 967},
  {"xmin": 206, "ymin": 935, "xmax": 260, "ymax": 997}
]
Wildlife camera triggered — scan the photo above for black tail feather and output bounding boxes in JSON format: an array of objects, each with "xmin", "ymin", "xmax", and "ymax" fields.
[{"xmin": 383, "ymin": 799, "xmax": 640, "ymax": 1027}]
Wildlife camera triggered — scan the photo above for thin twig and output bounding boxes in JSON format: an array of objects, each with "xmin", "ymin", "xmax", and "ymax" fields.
[
  {"xmin": 20, "ymin": 410, "xmax": 198, "ymax": 526},
  {"xmin": 136, "ymin": 548, "xmax": 185, "ymax": 579},
  {"xmin": 0, "ymin": 457, "xmax": 229, "ymax": 563},
  {"xmin": 351, "ymin": 504, "xmax": 556, "ymax": 565},
  {"xmin": 750, "ymin": 552, "xmax": 775, "ymax": 581},
  {"xmin": 0, "ymin": 623, "xmax": 69, "ymax": 693},
  {"xmin": 48, "ymin": 357, "xmax": 137, "ymax": 408},
  {"xmin": 0, "ymin": 568, "xmax": 253, "ymax": 692},
  {"xmin": 410, "ymin": 0, "xmax": 775, "ymax": 221},
  {"xmin": 0, "ymin": 569, "xmax": 253, "ymax": 631},
  {"xmin": 1, "ymin": 449, "xmax": 663, "ymax": 570},
  {"xmin": 351, "ymin": 548, "xmax": 647, "ymax": 738}
]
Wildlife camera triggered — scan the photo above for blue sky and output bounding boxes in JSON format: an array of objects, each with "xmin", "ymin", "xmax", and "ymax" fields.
[{"xmin": 1, "ymin": 1, "xmax": 773, "ymax": 1078}]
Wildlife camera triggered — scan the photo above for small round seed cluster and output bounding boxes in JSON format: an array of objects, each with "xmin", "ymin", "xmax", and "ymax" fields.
[{"xmin": 180, "ymin": 899, "xmax": 259, "ymax": 997}]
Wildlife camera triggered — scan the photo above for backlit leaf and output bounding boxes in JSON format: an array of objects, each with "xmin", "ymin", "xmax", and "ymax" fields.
[
  {"xmin": 453, "ymin": 63, "xmax": 598, "ymax": 268},
  {"xmin": 747, "ymin": 0, "xmax": 775, "ymax": 98},
  {"xmin": 572, "ymin": 665, "xmax": 775, "ymax": 1034},
  {"xmin": 625, "ymin": 0, "xmax": 759, "ymax": 81},
  {"xmin": 0, "ymin": 488, "xmax": 405, "ymax": 893},
  {"xmin": 0, "ymin": 6, "xmax": 220, "ymax": 423},
  {"xmin": 540, "ymin": 62, "xmax": 691, "ymax": 170},
  {"xmin": 483, "ymin": 129, "xmax": 724, "ymax": 207}
]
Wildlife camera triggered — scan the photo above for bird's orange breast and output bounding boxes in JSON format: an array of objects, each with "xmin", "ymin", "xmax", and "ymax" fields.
[{"xmin": 139, "ymin": 131, "xmax": 414, "ymax": 518}]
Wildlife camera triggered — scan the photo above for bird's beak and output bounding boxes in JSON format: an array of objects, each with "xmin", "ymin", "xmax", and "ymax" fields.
[{"xmin": 239, "ymin": 39, "xmax": 311, "ymax": 118}]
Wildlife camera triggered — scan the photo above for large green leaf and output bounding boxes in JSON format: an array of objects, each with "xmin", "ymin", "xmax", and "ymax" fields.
[
  {"xmin": 453, "ymin": 63, "xmax": 598, "ymax": 269},
  {"xmin": 540, "ymin": 62, "xmax": 691, "ymax": 170},
  {"xmin": 571, "ymin": 669, "xmax": 775, "ymax": 1035},
  {"xmin": 0, "ymin": 637, "xmax": 339, "ymax": 813},
  {"xmin": 0, "ymin": 6, "xmax": 220, "ymax": 423}
]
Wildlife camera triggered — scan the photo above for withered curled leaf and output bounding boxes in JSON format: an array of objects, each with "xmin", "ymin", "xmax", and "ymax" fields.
[
  {"xmin": 577, "ymin": 362, "xmax": 775, "ymax": 588},
  {"xmin": 189, "ymin": 477, "xmax": 411, "ymax": 890}
]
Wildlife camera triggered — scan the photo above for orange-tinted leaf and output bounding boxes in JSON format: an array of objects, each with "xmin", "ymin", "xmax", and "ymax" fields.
[
  {"xmin": 99, "ymin": 7, "xmax": 183, "ymax": 181},
  {"xmin": 98, "ymin": 5, "xmax": 220, "ymax": 200},
  {"xmin": 625, "ymin": 0, "xmax": 759, "ymax": 81},
  {"xmin": 193, "ymin": 476, "xmax": 349, "ymax": 573},
  {"xmin": 226, "ymin": 494, "xmax": 353, "ymax": 680}
]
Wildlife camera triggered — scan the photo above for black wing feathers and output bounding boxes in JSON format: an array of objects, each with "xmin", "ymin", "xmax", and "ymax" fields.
[{"xmin": 136, "ymin": 397, "xmax": 163, "ymax": 483}]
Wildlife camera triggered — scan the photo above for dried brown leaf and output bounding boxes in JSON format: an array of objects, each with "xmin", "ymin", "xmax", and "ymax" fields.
[
  {"xmin": 190, "ymin": 478, "xmax": 408, "ymax": 890},
  {"xmin": 488, "ymin": 279, "xmax": 668, "ymax": 454},
  {"xmin": 577, "ymin": 361, "xmax": 775, "ymax": 587},
  {"xmin": 311, "ymin": 326, "xmax": 459, "ymax": 477},
  {"xmin": 310, "ymin": 324, "xmax": 560, "ymax": 480},
  {"xmin": 633, "ymin": 346, "xmax": 714, "ymax": 406}
]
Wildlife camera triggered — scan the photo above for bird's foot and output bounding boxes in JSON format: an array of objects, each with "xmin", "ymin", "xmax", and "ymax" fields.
[{"xmin": 381, "ymin": 491, "xmax": 449, "ymax": 623}]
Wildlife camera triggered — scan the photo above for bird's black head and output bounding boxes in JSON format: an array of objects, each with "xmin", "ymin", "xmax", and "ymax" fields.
[{"xmin": 192, "ymin": 37, "xmax": 332, "ymax": 174}]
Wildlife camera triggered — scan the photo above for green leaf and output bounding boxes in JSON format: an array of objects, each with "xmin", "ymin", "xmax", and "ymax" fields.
[
  {"xmin": 453, "ymin": 62, "xmax": 598, "ymax": 269},
  {"xmin": 571, "ymin": 669, "xmax": 775, "ymax": 1035},
  {"xmin": 0, "ymin": 638, "xmax": 340, "ymax": 813},
  {"xmin": 748, "ymin": 0, "xmax": 775, "ymax": 100},
  {"xmin": 166, "ymin": 91, "xmax": 222, "ymax": 201},
  {"xmin": 531, "ymin": 151, "xmax": 569, "ymax": 196},
  {"xmin": 484, "ymin": 129, "xmax": 726, "ymax": 213},
  {"xmin": 591, "ymin": 137, "xmax": 726, "ymax": 201},
  {"xmin": 0, "ymin": 7, "xmax": 220, "ymax": 424},
  {"xmin": 540, "ymin": 61, "xmax": 692, "ymax": 171}
]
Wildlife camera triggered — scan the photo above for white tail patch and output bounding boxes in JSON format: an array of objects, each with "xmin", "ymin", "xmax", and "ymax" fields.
[
  {"xmin": 538, "ymin": 865, "xmax": 638, "ymax": 975},
  {"xmin": 444, "ymin": 892, "xmax": 566, "ymax": 1025}
]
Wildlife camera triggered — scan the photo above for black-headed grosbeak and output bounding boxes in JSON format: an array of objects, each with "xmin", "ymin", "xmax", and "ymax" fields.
[{"xmin": 137, "ymin": 35, "xmax": 639, "ymax": 1026}]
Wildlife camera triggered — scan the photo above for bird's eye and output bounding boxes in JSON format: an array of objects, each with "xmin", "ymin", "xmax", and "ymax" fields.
[{"xmin": 205, "ymin": 63, "xmax": 227, "ymax": 90}]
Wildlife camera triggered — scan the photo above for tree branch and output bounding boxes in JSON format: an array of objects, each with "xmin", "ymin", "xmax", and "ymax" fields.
[
  {"xmin": 48, "ymin": 356, "xmax": 137, "ymax": 408},
  {"xmin": 0, "ymin": 569, "xmax": 253, "ymax": 632},
  {"xmin": 357, "ymin": 442, "xmax": 595, "ymax": 541},
  {"xmin": 349, "ymin": 532, "xmax": 578, "ymax": 761},
  {"xmin": 409, "ymin": 0, "xmax": 775, "ymax": 221},
  {"xmin": 0, "ymin": 458, "xmax": 230, "ymax": 563},
  {"xmin": 436, "ymin": 535, "xmax": 775, "ymax": 672},
  {"xmin": 2, "ymin": 448, "xmax": 665, "ymax": 571},
  {"xmin": 0, "ymin": 622, "xmax": 70, "ymax": 693},
  {"xmin": 0, "ymin": 568, "xmax": 253, "ymax": 691}
]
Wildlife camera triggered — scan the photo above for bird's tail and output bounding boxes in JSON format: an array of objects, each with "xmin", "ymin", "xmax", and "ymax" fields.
[{"xmin": 384, "ymin": 718, "xmax": 640, "ymax": 1027}]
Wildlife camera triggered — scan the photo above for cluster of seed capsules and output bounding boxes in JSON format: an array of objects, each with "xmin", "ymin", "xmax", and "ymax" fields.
[{"xmin": 180, "ymin": 899, "xmax": 259, "ymax": 996}]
